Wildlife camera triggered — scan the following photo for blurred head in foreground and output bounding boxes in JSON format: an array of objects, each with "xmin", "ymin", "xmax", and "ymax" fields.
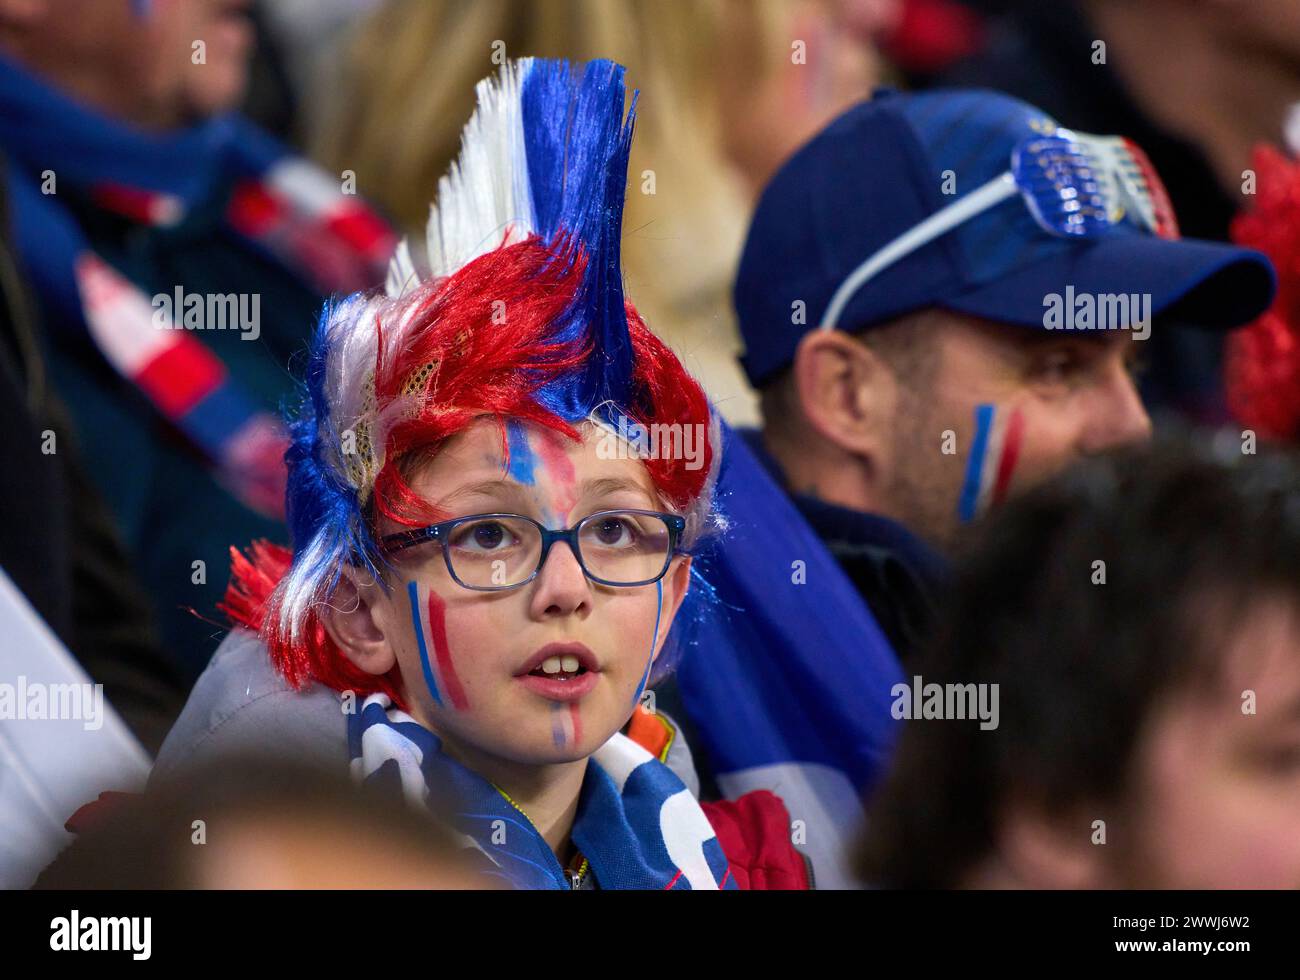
[
  {"xmin": 858, "ymin": 443, "xmax": 1300, "ymax": 888},
  {"xmin": 36, "ymin": 757, "xmax": 485, "ymax": 889}
]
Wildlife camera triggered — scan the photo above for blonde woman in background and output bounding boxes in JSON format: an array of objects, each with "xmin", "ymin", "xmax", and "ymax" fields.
[{"xmin": 314, "ymin": 0, "xmax": 889, "ymax": 426}]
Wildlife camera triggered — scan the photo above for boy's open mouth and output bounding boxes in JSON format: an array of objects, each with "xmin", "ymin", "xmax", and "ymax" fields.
[
  {"xmin": 515, "ymin": 643, "xmax": 600, "ymax": 702},
  {"xmin": 528, "ymin": 655, "xmax": 589, "ymax": 681}
]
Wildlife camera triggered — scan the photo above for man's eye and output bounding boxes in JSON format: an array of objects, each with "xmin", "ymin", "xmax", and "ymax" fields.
[
  {"xmin": 1125, "ymin": 349, "xmax": 1150, "ymax": 380},
  {"xmin": 1032, "ymin": 350, "xmax": 1078, "ymax": 385},
  {"xmin": 1257, "ymin": 743, "xmax": 1300, "ymax": 774}
]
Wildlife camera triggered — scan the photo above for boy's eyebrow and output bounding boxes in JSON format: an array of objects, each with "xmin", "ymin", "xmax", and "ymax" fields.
[
  {"xmin": 431, "ymin": 475, "xmax": 658, "ymax": 514},
  {"xmin": 580, "ymin": 476, "xmax": 658, "ymax": 506},
  {"xmin": 432, "ymin": 479, "xmax": 530, "ymax": 509}
]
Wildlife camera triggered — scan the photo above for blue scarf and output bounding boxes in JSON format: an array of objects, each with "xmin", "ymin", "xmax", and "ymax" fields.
[
  {"xmin": 0, "ymin": 55, "xmax": 393, "ymax": 518},
  {"xmin": 348, "ymin": 694, "xmax": 737, "ymax": 890}
]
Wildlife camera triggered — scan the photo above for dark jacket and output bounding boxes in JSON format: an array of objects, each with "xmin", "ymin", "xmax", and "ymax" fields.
[{"xmin": 0, "ymin": 157, "xmax": 185, "ymax": 753}]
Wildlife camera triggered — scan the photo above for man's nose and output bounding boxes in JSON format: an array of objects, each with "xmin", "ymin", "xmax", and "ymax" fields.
[{"xmin": 1081, "ymin": 357, "xmax": 1154, "ymax": 453}]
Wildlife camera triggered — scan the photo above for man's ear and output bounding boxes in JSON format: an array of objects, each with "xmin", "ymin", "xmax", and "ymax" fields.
[
  {"xmin": 319, "ymin": 566, "xmax": 398, "ymax": 677},
  {"xmin": 791, "ymin": 329, "xmax": 893, "ymax": 460},
  {"xmin": 650, "ymin": 555, "xmax": 692, "ymax": 661}
]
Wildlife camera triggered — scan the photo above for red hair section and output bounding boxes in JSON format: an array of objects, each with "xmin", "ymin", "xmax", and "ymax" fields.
[
  {"xmin": 225, "ymin": 235, "xmax": 716, "ymax": 701},
  {"xmin": 625, "ymin": 303, "xmax": 715, "ymax": 507},
  {"xmin": 1226, "ymin": 145, "xmax": 1300, "ymax": 441},
  {"xmin": 372, "ymin": 237, "xmax": 590, "ymax": 529},
  {"xmin": 222, "ymin": 541, "xmax": 409, "ymax": 708}
]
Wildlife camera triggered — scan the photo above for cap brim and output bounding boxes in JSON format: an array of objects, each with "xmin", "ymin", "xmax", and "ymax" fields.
[{"xmin": 941, "ymin": 234, "xmax": 1277, "ymax": 331}]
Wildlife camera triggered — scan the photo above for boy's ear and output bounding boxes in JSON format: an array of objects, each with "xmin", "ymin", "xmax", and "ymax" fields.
[
  {"xmin": 651, "ymin": 555, "xmax": 692, "ymax": 661},
  {"xmin": 320, "ymin": 566, "xmax": 397, "ymax": 677}
]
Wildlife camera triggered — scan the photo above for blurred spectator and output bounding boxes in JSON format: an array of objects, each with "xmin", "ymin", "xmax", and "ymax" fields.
[
  {"xmin": 314, "ymin": 0, "xmax": 888, "ymax": 425},
  {"xmin": 858, "ymin": 443, "xmax": 1300, "ymax": 888},
  {"xmin": 935, "ymin": 0, "xmax": 1300, "ymax": 423},
  {"xmin": 36, "ymin": 757, "xmax": 485, "ymax": 888},
  {"xmin": 0, "ymin": 0, "xmax": 394, "ymax": 678},
  {"xmin": 1224, "ymin": 147, "xmax": 1300, "ymax": 446},
  {"xmin": 0, "ymin": 154, "xmax": 184, "ymax": 752}
]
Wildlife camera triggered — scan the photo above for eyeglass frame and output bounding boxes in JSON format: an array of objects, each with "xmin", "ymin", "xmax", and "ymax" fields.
[{"xmin": 379, "ymin": 508, "xmax": 688, "ymax": 591}]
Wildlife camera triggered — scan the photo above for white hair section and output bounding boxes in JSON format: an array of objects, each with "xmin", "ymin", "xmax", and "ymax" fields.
[
  {"xmin": 384, "ymin": 238, "xmax": 420, "ymax": 299},
  {"xmin": 269, "ymin": 530, "xmax": 332, "ymax": 649},
  {"xmin": 384, "ymin": 59, "xmax": 537, "ymax": 296},
  {"xmin": 327, "ymin": 285, "xmax": 449, "ymax": 500},
  {"xmin": 316, "ymin": 294, "xmax": 385, "ymax": 494},
  {"xmin": 425, "ymin": 58, "xmax": 538, "ymax": 281}
]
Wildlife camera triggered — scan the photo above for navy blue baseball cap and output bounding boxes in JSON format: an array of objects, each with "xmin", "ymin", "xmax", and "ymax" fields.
[{"xmin": 734, "ymin": 87, "xmax": 1277, "ymax": 388}]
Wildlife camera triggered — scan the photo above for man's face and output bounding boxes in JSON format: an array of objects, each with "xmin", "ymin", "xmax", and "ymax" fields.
[
  {"xmin": 879, "ymin": 315, "xmax": 1152, "ymax": 549},
  {"xmin": 0, "ymin": 0, "xmax": 252, "ymax": 126},
  {"xmin": 1117, "ymin": 597, "xmax": 1300, "ymax": 888}
]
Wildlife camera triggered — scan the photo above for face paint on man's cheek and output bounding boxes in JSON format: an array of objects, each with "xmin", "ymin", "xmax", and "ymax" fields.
[
  {"xmin": 407, "ymin": 580, "xmax": 470, "ymax": 711},
  {"xmin": 956, "ymin": 402, "xmax": 1026, "ymax": 523},
  {"xmin": 631, "ymin": 580, "xmax": 664, "ymax": 709}
]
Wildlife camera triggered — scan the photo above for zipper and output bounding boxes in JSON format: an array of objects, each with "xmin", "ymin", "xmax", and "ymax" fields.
[{"xmin": 568, "ymin": 857, "xmax": 590, "ymax": 890}]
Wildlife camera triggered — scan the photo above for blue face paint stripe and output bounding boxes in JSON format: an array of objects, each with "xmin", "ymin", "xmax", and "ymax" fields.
[
  {"xmin": 551, "ymin": 703, "xmax": 567, "ymax": 747},
  {"xmin": 632, "ymin": 580, "xmax": 663, "ymax": 708},
  {"xmin": 505, "ymin": 420, "xmax": 536, "ymax": 485},
  {"xmin": 958, "ymin": 403, "xmax": 996, "ymax": 523},
  {"xmin": 407, "ymin": 580, "xmax": 444, "ymax": 706}
]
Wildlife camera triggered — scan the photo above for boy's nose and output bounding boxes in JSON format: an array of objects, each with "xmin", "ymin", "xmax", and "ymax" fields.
[{"xmin": 528, "ymin": 541, "xmax": 591, "ymax": 618}]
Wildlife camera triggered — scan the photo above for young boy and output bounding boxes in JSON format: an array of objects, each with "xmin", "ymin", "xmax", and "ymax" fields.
[{"xmin": 210, "ymin": 58, "xmax": 808, "ymax": 889}]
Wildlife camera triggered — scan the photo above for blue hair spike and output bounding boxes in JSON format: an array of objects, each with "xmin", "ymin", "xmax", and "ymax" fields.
[{"xmin": 521, "ymin": 59, "xmax": 638, "ymax": 418}]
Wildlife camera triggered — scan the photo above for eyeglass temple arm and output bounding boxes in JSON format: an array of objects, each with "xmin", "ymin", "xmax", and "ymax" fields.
[{"xmin": 819, "ymin": 171, "xmax": 1018, "ymax": 332}]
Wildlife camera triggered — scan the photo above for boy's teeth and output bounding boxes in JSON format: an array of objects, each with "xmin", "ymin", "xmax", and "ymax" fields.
[
  {"xmin": 561, "ymin": 655, "xmax": 580, "ymax": 673},
  {"xmin": 541, "ymin": 657, "xmax": 562, "ymax": 675}
]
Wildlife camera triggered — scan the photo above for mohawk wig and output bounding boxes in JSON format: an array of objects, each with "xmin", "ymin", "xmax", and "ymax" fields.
[{"xmin": 224, "ymin": 59, "xmax": 721, "ymax": 704}]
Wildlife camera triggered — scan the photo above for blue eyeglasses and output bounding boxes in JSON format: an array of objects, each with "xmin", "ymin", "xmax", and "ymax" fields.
[{"xmin": 381, "ymin": 509, "xmax": 686, "ymax": 590}]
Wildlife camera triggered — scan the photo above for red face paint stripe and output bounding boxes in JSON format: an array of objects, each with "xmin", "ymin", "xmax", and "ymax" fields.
[
  {"xmin": 536, "ymin": 429, "xmax": 578, "ymax": 516},
  {"xmin": 425, "ymin": 591, "xmax": 470, "ymax": 711},
  {"xmin": 568, "ymin": 703, "xmax": 582, "ymax": 746},
  {"xmin": 991, "ymin": 407, "xmax": 1025, "ymax": 507}
]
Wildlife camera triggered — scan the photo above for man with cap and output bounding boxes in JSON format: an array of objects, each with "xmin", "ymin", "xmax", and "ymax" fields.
[
  {"xmin": 733, "ymin": 86, "xmax": 1275, "ymax": 659},
  {"xmin": 664, "ymin": 87, "xmax": 1276, "ymax": 888}
]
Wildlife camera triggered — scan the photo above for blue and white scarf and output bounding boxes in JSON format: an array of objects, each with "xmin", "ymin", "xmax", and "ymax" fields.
[{"xmin": 348, "ymin": 694, "xmax": 736, "ymax": 890}]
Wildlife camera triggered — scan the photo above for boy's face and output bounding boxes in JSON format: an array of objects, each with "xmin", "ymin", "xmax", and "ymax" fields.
[
  {"xmin": 354, "ymin": 419, "xmax": 691, "ymax": 766},
  {"xmin": 1119, "ymin": 597, "xmax": 1300, "ymax": 888}
]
